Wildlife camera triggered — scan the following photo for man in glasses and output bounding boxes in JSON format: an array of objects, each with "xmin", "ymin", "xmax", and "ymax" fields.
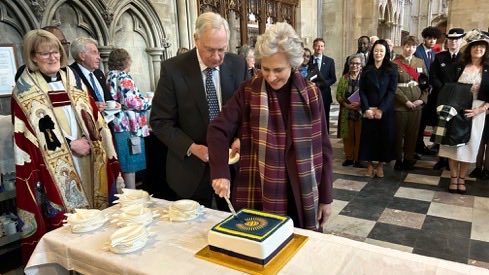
[
  {"xmin": 150, "ymin": 12, "xmax": 248, "ymax": 209},
  {"xmin": 14, "ymin": 26, "xmax": 70, "ymax": 81}
]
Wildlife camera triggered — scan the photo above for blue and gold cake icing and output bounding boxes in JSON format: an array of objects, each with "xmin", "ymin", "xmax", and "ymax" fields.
[{"xmin": 211, "ymin": 209, "xmax": 290, "ymax": 242}]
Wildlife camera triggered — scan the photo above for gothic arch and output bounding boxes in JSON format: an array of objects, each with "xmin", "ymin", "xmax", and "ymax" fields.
[
  {"xmin": 0, "ymin": 1, "xmax": 38, "ymax": 34},
  {"xmin": 108, "ymin": 0, "xmax": 167, "ymax": 49},
  {"xmin": 378, "ymin": 5, "xmax": 384, "ymax": 21},
  {"xmin": 385, "ymin": 0, "xmax": 393, "ymax": 23},
  {"xmin": 378, "ymin": 0, "xmax": 395, "ymax": 39},
  {"xmin": 43, "ymin": 0, "xmax": 109, "ymax": 45},
  {"xmin": 107, "ymin": 0, "xmax": 168, "ymax": 90}
]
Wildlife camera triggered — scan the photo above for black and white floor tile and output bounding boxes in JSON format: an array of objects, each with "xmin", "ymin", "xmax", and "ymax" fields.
[{"xmin": 326, "ymin": 104, "xmax": 489, "ymax": 269}]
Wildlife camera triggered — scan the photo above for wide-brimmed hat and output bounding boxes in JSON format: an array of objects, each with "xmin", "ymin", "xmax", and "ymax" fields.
[
  {"xmin": 460, "ymin": 29, "xmax": 489, "ymax": 53},
  {"xmin": 446, "ymin": 28, "xmax": 465, "ymax": 39}
]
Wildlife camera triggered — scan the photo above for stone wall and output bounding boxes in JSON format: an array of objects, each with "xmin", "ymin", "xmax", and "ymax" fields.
[
  {"xmin": 0, "ymin": 0, "xmax": 178, "ymax": 115},
  {"xmin": 0, "ymin": 0, "xmax": 479, "ymax": 116},
  {"xmin": 448, "ymin": 0, "xmax": 489, "ymax": 31}
]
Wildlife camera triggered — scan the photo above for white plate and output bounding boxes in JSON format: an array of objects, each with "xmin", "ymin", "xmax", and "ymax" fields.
[
  {"xmin": 110, "ymin": 238, "xmax": 147, "ymax": 254},
  {"xmin": 111, "ymin": 224, "xmax": 146, "ymax": 242},
  {"xmin": 70, "ymin": 216, "xmax": 108, "ymax": 233},
  {"xmin": 171, "ymin": 199, "xmax": 200, "ymax": 212},
  {"xmin": 228, "ymin": 149, "xmax": 240, "ymax": 165},
  {"xmin": 66, "ymin": 209, "xmax": 104, "ymax": 225}
]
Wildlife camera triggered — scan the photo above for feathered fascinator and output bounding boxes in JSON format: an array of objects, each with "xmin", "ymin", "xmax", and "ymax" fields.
[{"xmin": 460, "ymin": 29, "xmax": 489, "ymax": 52}]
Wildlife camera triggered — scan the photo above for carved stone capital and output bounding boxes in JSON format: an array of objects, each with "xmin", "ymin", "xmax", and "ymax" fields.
[{"xmin": 29, "ymin": 0, "xmax": 47, "ymax": 21}]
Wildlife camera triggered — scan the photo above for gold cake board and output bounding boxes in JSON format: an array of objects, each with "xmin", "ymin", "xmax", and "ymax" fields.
[{"xmin": 195, "ymin": 233, "xmax": 308, "ymax": 275}]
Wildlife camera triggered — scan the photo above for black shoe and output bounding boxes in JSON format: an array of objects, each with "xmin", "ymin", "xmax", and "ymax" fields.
[
  {"xmin": 433, "ymin": 159, "xmax": 447, "ymax": 170},
  {"xmin": 481, "ymin": 169, "xmax": 489, "ymax": 180},
  {"xmin": 469, "ymin": 167, "xmax": 483, "ymax": 178},
  {"xmin": 353, "ymin": 161, "xmax": 365, "ymax": 168},
  {"xmin": 403, "ymin": 160, "xmax": 416, "ymax": 170},
  {"xmin": 394, "ymin": 160, "xmax": 403, "ymax": 171},
  {"xmin": 342, "ymin": 160, "xmax": 354, "ymax": 166},
  {"xmin": 414, "ymin": 153, "xmax": 422, "ymax": 160},
  {"xmin": 429, "ymin": 143, "xmax": 440, "ymax": 152},
  {"xmin": 420, "ymin": 146, "xmax": 437, "ymax": 156}
]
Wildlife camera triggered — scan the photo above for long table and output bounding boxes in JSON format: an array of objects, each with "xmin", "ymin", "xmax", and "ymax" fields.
[{"xmin": 25, "ymin": 199, "xmax": 488, "ymax": 275}]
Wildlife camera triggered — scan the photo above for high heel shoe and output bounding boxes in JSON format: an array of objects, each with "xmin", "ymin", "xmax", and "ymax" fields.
[
  {"xmin": 448, "ymin": 176, "xmax": 458, "ymax": 193},
  {"xmin": 376, "ymin": 165, "xmax": 384, "ymax": 178},
  {"xmin": 366, "ymin": 163, "xmax": 375, "ymax": 177},
  {"xmin": 457, "ymin": 178, "xmax": 466, "ymax": 194}
]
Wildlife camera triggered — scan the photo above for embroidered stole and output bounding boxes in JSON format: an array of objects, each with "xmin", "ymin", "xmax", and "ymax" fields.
[{"xmin": 14, "ymin": 69, "xmax": 110, "ymax": 210}]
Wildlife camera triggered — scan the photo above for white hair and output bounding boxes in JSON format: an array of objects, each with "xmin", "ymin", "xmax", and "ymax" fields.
[
  {"xmin": 194, "ymin": 12, "xmax": 229, "ymax": 41},
  {"xmin": 71, "ymin": 37, "xmax": 98, "ymax": 61},
  {"xmin": 254, "ymin": 22, "xmax": 303, "ymax": 68}
]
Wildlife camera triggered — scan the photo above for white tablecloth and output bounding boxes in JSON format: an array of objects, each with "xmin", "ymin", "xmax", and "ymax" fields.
[
  {"xmin": 25, "ymin": 199, "xmax": 488, "ymax": 275},
  {"xmin": 0, "ymin": 115, "xmax": 14, "ymax": 175}
]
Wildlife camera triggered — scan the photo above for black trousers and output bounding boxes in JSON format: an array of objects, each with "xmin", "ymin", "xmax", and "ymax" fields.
[{"xmin": 142, "ymin": 133, "xmax": 177, "ymax": 201}]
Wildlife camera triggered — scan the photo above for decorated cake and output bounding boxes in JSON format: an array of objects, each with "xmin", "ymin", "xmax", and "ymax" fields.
[{"xmin": 208, "ymin": 208, "xmax": 294, "ymax": 265}]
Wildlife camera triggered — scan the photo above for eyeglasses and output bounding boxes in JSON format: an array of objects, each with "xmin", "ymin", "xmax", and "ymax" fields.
[
  {"xmin": 61, "ymin": 40, "xmax": 70, "ymax": 46},
  {"xmin": 350, "ymin": 62, "xmax": 362, "ymax": 66},
  {"xmin": 36, "ymin": 51, "xmax": 61, "ymax": 59}
]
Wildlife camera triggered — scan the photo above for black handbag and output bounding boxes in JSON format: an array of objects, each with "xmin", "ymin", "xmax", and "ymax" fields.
[{"xmin": 431, "ymin": 82, "xmax": 473, "ymax": 146}]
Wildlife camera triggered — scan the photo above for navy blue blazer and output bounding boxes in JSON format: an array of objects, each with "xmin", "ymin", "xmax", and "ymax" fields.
[
  {"xmin": 309, "ymin": 54, "xmax": 336, "ymax": 104},
  {"xmin": 414, "ymin": 45, "xmax": 435, "ymax": 75},
  {"xmin": 430, "ymin": 51, "xmax": 462, "ymax": 92},
  {"xmin": 359, "ymin": 65, "xmax": 398, "ymax": 113}
]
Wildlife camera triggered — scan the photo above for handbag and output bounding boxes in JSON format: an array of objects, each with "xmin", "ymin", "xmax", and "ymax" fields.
[
  {"xmin": 129, "ymin": 136, "xmax": 142, "ymax": 155},
  {"xmin": 430, "ymin": 82, "xmax": 473, "ymax": 146}
]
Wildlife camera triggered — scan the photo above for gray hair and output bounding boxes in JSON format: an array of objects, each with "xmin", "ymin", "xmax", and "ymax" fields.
[
  {"xmin": 238, "ymin": 44, "xmax": 253, "ymax": 57},
  {"xmin": 348, "ymin": 53, "xmax": 365, "ymax": 67},
  {"xmin": 71, "ymin": 37, "xmax": 98, "ymax": 61},
  {"xmin": 254, "ymin": 22, "xmax": 303, "ymax": 68},
  {"xmin": 194, "ymin": 12, "xmax": 229, "ymax": 41}
]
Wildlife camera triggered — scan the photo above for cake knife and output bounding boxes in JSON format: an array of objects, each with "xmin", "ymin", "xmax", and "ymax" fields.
[{"xmin": 224, "ymin": 196, "xmax": 239, "ymax": 219}]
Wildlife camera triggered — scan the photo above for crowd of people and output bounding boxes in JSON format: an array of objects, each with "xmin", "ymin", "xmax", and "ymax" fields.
[{"xmin": 9, "ymin": 10, "xmax": 489, "ymax": 262}]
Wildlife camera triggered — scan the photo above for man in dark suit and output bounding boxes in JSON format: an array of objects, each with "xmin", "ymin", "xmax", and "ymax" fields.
[
  {"xmin": 430, "ymin": 28, "xmax": 465, "ymax": 170},
  {"xmin": 414, "ymin": 26, "xmax": 442, "ymax": 156},
  {"xmin": 150, "ymin": 12, "xmax": 248, "ymax": 208},
  {"xmin": 310, "ymin": 38, "xmax": 337, "ymax": 133},
  {"xmin": 70, "ymin": 37, "xmax": 112, "ymax": 111}
]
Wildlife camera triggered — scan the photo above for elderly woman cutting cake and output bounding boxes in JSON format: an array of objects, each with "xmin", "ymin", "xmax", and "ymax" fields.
[{"xmin": 207, "ymin": 22, "xmax": 333, "ymax": 231}]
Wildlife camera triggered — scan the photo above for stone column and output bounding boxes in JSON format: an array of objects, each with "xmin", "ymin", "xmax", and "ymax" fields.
[
  {"xmin": 98, "ymin": 46, "xmax": 113, "ymax": 74},
  {"xmin": 145, "ymin": 48, "xmax": 165, "ymax": 91},
  {"xmin": 177, "ymin": 0, "xmax": 190, "ymax": 49}
]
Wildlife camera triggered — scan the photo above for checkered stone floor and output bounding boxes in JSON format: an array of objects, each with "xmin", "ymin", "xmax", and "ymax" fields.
[{"xmin": 326, "ymin": 104, "xmax": 489, "ymax": 269}]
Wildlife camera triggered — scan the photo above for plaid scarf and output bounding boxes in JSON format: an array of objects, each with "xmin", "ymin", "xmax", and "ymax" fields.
[{"xmin": 237, "ymin": 71, "xmax": 322, "ymax": 230}]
